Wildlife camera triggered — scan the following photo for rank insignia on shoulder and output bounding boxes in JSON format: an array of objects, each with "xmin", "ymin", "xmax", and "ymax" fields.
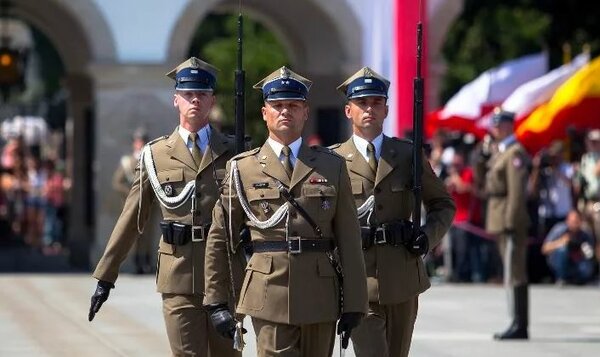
[
  {"xmin": 321, "ymin": 199, "xmax": 331, "ymax": 210},
  {"xmin": 164, "ymin": 184, "xmax": 174, "ymax": 196},
  {"xmin": 253, "ymin": 182, "xmax": 270, "ymax": 189},
  {"xmin": 309, "ymin": 177, "xmax": 328, "ymax": 184}
]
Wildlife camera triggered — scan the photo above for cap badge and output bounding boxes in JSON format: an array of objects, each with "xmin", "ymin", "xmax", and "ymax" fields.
[
  {"xmin": 280, "ymin": 67, "xmax": 291, "ymax": 79},
  {"xmin": 364, "ymin": 68, "xmax": 373, "ymax": 77},
  {"xmin": 190, "ymin": 57, "xmax": 201, "ymax": 68}
]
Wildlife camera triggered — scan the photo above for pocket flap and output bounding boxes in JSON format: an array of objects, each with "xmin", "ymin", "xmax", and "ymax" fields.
[
  {"xmin": 158, "ymin": 239, "xmax": 174, "ymax": 254},
  {"xmin": 246, "ymin": 187, "xmax": 281, "ymax": 202},
  {"xmin": 157, "ymin": 168, "xmax": 184, "ymax": 184},
  {"xmin": 246, "ymin": 254, "xmax": 273, "ymax": 274},
  {"xmin": 351, "ymin": 180, "xmax": 363, "ymax": 195},
  {"xmin": 303, "ymin": 184, "xmax": 337, "ymax": 197},
  {"xmin": 317, "ymin": 255, "xmax": 335, "ymax": 277}
]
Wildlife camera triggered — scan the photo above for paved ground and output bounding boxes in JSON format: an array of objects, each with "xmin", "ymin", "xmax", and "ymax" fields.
[{"xmin": 0, "ymin": 274, "xmax": 598, "ymax": 356}]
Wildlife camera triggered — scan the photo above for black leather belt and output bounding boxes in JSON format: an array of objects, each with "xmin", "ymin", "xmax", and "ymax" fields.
[
  {"xmin": 160, "ymin": 221, "xmax": 211, "ymax": 245},
  {"xmin": 251, "ymin": 238, "xmax": 334, "ymax": 254},
  {"xmin": 360, "ymin": 221, "xmax": 413, "ymax": 250}
]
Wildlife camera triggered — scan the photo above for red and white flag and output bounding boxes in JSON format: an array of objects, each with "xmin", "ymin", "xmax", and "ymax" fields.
[{"xmin": 427, "ymin": 52, "xmax": 548, "ymax": 137}]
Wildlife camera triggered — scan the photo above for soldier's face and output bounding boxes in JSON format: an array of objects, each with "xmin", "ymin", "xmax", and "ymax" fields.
[
  {"xmin": 174, "ymin": 90, "xmax": 215, "ymax": 127},
  {"xmin": 262, "ymin": 100, "xmax": 308, "ymax": 142},
  {"xmin": 345, "ymin": 96, "xmax": 388, "ymax": 134}
]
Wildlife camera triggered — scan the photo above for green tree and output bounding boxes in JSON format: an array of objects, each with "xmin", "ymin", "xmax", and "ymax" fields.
[{"xmin": 188, "ymin": 14, "xmax": 289, "ymax": 143}]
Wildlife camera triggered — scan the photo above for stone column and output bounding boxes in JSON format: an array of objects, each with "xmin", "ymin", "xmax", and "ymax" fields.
[{"xmin": 88, "ymin": 64, "xmax": 176, "ymax": 271}]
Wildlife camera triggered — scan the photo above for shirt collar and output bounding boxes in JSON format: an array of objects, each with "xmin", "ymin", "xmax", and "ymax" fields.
[
  {"xmin": 498, "ymin": 134, "xmax": 517, "ymax": 153},
  {"xmin": 267, "ymin": 136, "xmax": 303, "ymax": 159},
  {"xmin": 178, "ymin": 124, "xmax": 211, "ymax": 150},
  {"xmin": 352, "ymin": 132, "xmax": 384, "ymax": 160}
]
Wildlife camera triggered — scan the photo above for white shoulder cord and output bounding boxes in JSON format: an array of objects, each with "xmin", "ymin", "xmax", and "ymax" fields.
[
  {"xmin": 357, "ymin": 195, "xmax": 375, "ymax": 219},
  {"xmin": 228, "ymin": 160, "xmax": 288, "ymax": 231}
]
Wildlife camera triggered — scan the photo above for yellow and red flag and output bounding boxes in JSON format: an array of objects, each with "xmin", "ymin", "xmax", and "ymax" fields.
[{"xmin": 516, "ymin": 56, "xmax": 600, "ymax": 153}]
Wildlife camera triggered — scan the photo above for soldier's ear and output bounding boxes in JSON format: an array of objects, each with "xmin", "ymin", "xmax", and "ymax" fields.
[
  {"xmin": 344, "ymin": 104, "xmax": 352, "ymax": 119},
  {"xmin": 173, "ymin": 94, "xmax": 178, "ymax": 108}
]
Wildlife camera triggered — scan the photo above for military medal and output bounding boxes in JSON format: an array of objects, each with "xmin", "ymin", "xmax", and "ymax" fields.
[
  {"xmin": 309, "ymin": 177, "xmax": 328, "ymax": 184},
  {"xmin": 164, "ymin": 184, "xmax": 174, "ymax": 197},
  {"xmin": 260, "ymin": 201, "xmax": 271, "ymax": 213},
  {"xmin": 321, "ymin": 199, "xmax": 331, "ymax": 210}
]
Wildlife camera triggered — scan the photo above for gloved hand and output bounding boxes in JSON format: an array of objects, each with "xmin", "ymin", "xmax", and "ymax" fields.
[
  {"xmin": 337, "ymin": 312, "xmax": 363, "ymax": 349},
  {"xmin": 88, "ymin": 280, "xmax": 114, "ymax": 321},
  {"xmin": 406, "ymin": 230, "xmax": 429, "ymax": 256},
  {"xmin": 206, "ymin": 303, "xmax": 242, "ymax": 339}
]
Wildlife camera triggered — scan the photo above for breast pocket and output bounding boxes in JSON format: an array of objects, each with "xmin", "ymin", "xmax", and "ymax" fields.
[
  {"xmin": 302, "ymin": 184, "xmax": 337, "ymax": 221},
  {"xmin": 245, "ymin": 187, "xmax": 281, "ymax": 220},
  {"xmin": 157, "ymin": 168, "xmax": 185, "ymax": 195},
  {"xmin": 351, "ymin": 180, "xmax": 363, "ymax": 196},
  {"xmin": 390, "ymin": 177, "xmax": 413, "ymax": 217}
]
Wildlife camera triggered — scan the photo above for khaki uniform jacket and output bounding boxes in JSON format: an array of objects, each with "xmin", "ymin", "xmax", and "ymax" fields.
[
  {"xmin": 93, "ymin": 127, "xmax": 236, "ymax": 295},
  {"xmin": 333, "ymin": 136, "xmax": 455, "ymax": 304},
  {"xmin": 204, "ymin": 142, "xmax": 368, "ymax": 325},
  {"xmin": 112, "ymin": 154, "xmax": 137, "ymax": 198},
  {"xmin": 485, "ymin": 140, "xmax": 530, "ymax": 234}
]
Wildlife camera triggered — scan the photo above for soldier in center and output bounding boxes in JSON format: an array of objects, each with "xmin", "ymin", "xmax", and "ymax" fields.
[
  {"xmin": 203, "ymin": 66, "xmax": 368, "ymax": 356},
  {"xmin": 331, "ymin": 67, "xmax": 456, "ymax": 357}
]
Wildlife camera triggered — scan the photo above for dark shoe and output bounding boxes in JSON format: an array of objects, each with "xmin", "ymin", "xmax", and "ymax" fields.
[{"xmin": 493, "ymin": 323, "xmax": 528, "ymax": 340}]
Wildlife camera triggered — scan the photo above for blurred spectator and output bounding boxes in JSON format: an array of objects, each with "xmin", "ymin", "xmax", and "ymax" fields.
[
  {"xmin": 542, "ymin": 210, "xmax": 596, "ymax": 285},
  {"xmin": 25, "ymin": 156, "xmax": 45, "ymax": 249},
  {"xmin": 1, "ymin": 135, "xmax": 26, "ymax": 170},
  {"xmin": 575, "ymin": 129, "xmax": 600, "ymax": 261},
  {"xmin": 528, "ymin": 140, "xmax": 575, "ymax": 237},
  {"xmin": 429, "ymin": 129, "xmax": 454, "ymax": 178},
  {"xmin": 42, "ymin": 159, "xmax": 66, "ymax": 255}
]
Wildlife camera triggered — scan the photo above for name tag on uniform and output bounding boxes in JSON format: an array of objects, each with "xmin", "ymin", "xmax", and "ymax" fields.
[{"xmin": 253, "ymin": 182, "xmax": 270, "ymax": 189}]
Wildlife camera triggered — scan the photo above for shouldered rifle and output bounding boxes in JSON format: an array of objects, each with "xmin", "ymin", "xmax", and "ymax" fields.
[
  {"xmin": 234, "ymin": 1, "xmax": 245, "ymax": 155},
  {"xmin": 412, "ymin": 17, "xmax": 424, "ymax": 242}
]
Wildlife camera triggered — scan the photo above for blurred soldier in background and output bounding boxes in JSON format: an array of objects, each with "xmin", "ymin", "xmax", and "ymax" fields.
[{"xmin": 484, "ymin": 109, "xmax": 531, "ymax": 340}]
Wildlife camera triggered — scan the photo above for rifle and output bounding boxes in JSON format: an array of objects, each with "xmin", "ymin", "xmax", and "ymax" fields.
[
  {"xmin": 234, "ymin": 0, "xmax": 245, "ymax": 154},
  {"xmin": 412, "ymin": 14, "xmax": 424, "ymax": 241}
]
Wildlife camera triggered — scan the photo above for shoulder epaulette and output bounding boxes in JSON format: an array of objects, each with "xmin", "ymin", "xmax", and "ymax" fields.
[
  {"xmin": 391, "ymin": 136, "xmax": 413, "ymax": 145},
  {"xmin": 327, "ymin": 143, "xmax": 342, "ymax": 150},
  {"xmin": 231, "ymin": 147, "xmax": 260, "ymax": 161},
  {"xmin": 311, "ymin": 145, "xmax": 344, "ymax": 160},
  {"xmin": 147, "ymin": 135, "xmax": 169, "ymax": 147}
]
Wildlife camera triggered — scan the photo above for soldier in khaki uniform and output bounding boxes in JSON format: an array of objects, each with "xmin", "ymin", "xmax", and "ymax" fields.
[
  {"xmin": 89, "ymin": 57, "xmax": 242, "ymax": 357},
  {"xmin": 203, "ymin": 67, "xmax": 368, "ymax": 357},
  {"xmin": 112, "ymin": 129, "xmax": 155, "ymax": 274},
  {"xmin": 484, "ymin": 109, "xmax": 531, "ymax": 340},
  {"xmin": 331, "ymin": 67, "xmax": 456, "ymax": 357}
]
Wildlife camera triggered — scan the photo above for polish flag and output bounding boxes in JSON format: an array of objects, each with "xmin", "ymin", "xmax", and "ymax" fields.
[{"xmin": 427, "ymin": 52, "xmax": 548, "ymax": 138}]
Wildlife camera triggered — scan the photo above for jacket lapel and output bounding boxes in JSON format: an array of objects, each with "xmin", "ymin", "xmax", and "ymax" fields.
[
  {"xmin": 344, "ymin": 139, "xmax": 376, "ymax": 182},
  {"xmin": 290, "ymin": 144, "xmax": 316, "ymax": 191},
  {"xmin": 375, "ymin": 136, "xmax": 397, "ymax": 187},
  {"xmin": 259, "ymin": 143, "xmax": 290, "ymax": 186},
  {"xmin": 198, "ymin": 128, "xmax": 228, "ymax": 174},
  {"xmin": 165, "ymin": 128, "xmax": 197, "ymax": 171}
]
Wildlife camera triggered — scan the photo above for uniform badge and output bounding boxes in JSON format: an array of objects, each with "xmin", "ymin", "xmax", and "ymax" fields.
[
  {"xmin": 253, "ymin": 182, "xmax": 270, "ymax": 189},
  {"xmin": 321, "ymin": 199, "xmax": 331, "ymax": 211},
  {"xmin": 260, "ymin": 201, "xmax": 271, "ymax": 213},
  {"xmin": 164, "ymin": 184, "xmax": 174, "ymax": 197},
  {"xmin": 512, "ymin": 157, "xmax": 522, "ymax": 168},
  {"xmin": 309, "ymin": 177, "xmax": 328, "ymax": 184}
]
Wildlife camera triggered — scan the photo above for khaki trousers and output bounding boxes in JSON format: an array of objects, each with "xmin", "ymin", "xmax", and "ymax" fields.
[
  {"xmin": 497, "ymin": 231, "xmax": 528, "ymax": 286},
  {"xmin": 351, "ymin": 297, "xmax": 418, "ymax": 357},
  {"xmin": 162, "ymin": 293, "xmax": 241, "ymax": 357},
  {"xmin": 252, "ymin": 317, "xmax": 336, "ymax": 357}
]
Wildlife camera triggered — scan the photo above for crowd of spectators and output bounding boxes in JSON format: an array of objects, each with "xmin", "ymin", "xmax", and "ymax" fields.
[
  {"xmin": 428, "ymin": 128, "xmax": 600, "ymax": 286},
  {"xmin": 0, "ymin": 134, "xmax": 69, "ymax": 255}
]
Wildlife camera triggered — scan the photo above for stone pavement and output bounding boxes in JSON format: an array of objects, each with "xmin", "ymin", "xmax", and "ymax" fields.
[{"xmin": 0, "ymin": 274, "xmax": 598, "ymax": 356}]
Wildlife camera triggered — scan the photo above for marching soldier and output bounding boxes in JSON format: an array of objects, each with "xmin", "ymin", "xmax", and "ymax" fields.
[
  {"xmin": 203, "ymin": 66, "xmax": 368, "ymax": 356},
  {"xmin": 331, "ymin": 67, "xmax": 456, "ymax": 357},
  {"xmin": 111, "ymin": 129, "xmax": 155, "ymax": 274},
  {"xmin": 484, "ymin": 109, "xmax": 531, "ymax": 340},
  {"xmin": 89, "ymin": 57, "xmax": 243, "ymax": 357}
]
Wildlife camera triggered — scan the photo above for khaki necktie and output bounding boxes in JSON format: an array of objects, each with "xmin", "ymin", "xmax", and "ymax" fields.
[
  {"xmin": 367, "ymin": 142, "xmax": 378, "ymax": 173},
  {"xmin": 189, "ymin": 132, "xmax": 203, "ymax": 166},
  {"xmin": 281, "ymin": 146, "xmax": 293, "ymax": 178}
]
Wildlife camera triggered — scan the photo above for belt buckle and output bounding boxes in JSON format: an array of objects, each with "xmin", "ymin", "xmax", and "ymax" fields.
[
  {"xmin": 374, "ymin": 227, "xmax": 387, "ymax": 245},
  {"xmin": 288, "ymin": 236, "xmax": 302, "ymax": 254},
  {"xmin": 191, "ymin": 225, "xmax": 205, "ymax": 242}
]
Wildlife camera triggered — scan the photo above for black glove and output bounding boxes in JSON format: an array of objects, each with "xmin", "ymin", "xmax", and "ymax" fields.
[
  {"xmin": 406, "ymin": 230, "xmax": 429, "ymax": 256},
  {"xmin": 337, "ymin": 312, "xmax": 363, "ymax": 349},
  {"xmin": 206, "ymin": 303, "xmax": 239, "ymax": 339},
  {"xmin": 88, "ymin": 280, "xmax": 114, "ymax": 321}
]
